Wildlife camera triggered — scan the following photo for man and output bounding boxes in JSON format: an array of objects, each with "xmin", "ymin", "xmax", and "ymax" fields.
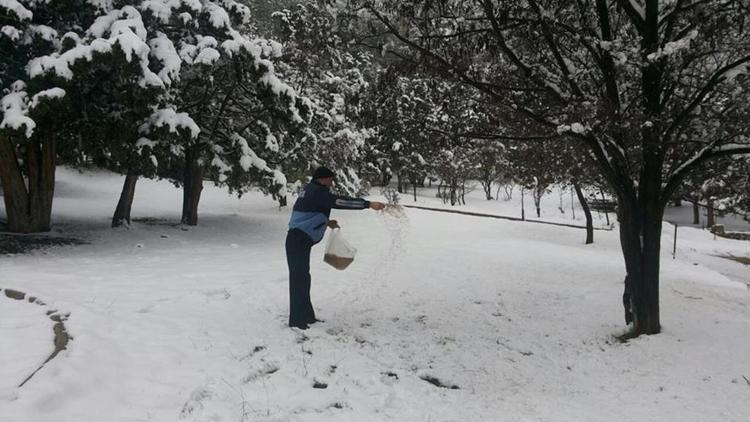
[{"xmin": 286, "ymin": 166, "xmax": 385, "ymax": 329}]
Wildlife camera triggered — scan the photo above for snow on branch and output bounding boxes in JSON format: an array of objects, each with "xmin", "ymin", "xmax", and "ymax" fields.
[
  {"xmin": 88, "ymin": 6, "xmax": 144, "ymax": 39},
  {"xmin": 227, "ymin": 132, "xmax": 288, "ymax": 196},
  {"xmin": 194, "ymin": 46, "xmax": 220, "ymax": 65},
  {"xmin": 1, "ymin": 25, "xmax": 21, "ymax": 41},
  {"xmin": 29, "ymin": 88, "xmax": 66, "ymax": 109},
  {"xmin": 647, "ymin": 29, "xmax": 698, "ymax": 61},
  {"xmin": 29, "ymin": 6, "xmax": 163, "ymax": 87},
  {"xmin": 556, "ymin": 123, "xmax": 587, "ymax": 135},
  {"xmin": 0, "ymin": 83, "xmax": 35, "ymax": 138},
  {"xmin": 218, "ymin": 0, "xmax": 251, "ymax": 24},
  {"xmin": 87, "ymin": 0, "xmax": 115, "ymax": 12},
  {"xmin": 135, "ymin": 136, "xmax": 157, "ymax": 151},
  {"xmin": 255, "ymin": 61, "xmax": 306, "ymax": 124},
  {"xmin": 205, "ymin": 1, "xmax": 231, "ymax": 29},
  {"xmin": 231, "ymin": 132, "xmax": 271, "ymax": 173},
  {"xmin": 713, "ymin": 142, "xmax": 750, "ymax": 154},
  {"xmin": 139, "ymin": 0, "xmax": 202, "ymax": 23},
  {"xmin": 27, "ymin": 25, "xmax": 58, "ymax": 43},
  {"xmin": 148, "ymin": 31, "xmax": 181, "ymax": 85},
  {"xmin": 211, "ymin": 155, "xmax": 232, "ymax": 181},
  {"xmin": 140, "ymin": 107, "xmax": 200, "ymax": 139},
  {"xmin": 670, "ymin": 142, "xmax": 716, "ymax": 178},
  {"xmin": 628, "ymin": 0, "xmax": 646, "ymax": 20},
  {"xmin": 663, "ymin": 139, "xmax": 750, "ymax": 200},
  {"xmin": 615, "ymin": 0, "xmax": 646, "ymax": 33},
  {"xmin": 0, "ymin": 0, "xmax": 33, "ymax": 21}
]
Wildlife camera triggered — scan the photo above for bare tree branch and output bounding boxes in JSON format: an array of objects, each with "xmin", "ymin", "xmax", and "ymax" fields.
[
  {"xmin": 615, "ymin": 0, "xmax": 646, "ymax": 34},
  {"xmin": 663, "ymin": 142, "xmax": 750, "ymax": 201},
  {"xmin": 527, "ymin": 0, "xmax": 585, "ymax": 97},
  {"xmin": 664, "ymin": 54, "xmax": 750, "ymax": 142}
]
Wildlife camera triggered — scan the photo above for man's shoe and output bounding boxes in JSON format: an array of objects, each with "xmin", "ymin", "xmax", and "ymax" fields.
[
  {"xmin": 290, "ymin": 323, "xmax": 310, "ymax": 330},
  {"xmin": 308, "ymin": 318, "xmax": 325, "ymax": 324}
]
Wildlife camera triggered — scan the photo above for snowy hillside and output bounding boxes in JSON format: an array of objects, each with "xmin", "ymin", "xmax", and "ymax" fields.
[{"xmin": 1, "ymin": 168, "xmax": 749, "ymax": 422}]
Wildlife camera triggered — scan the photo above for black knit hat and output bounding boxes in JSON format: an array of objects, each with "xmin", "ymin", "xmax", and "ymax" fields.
[{"xmin": 312, "ymin": 166, "xmax": 335, "ymax": 180}]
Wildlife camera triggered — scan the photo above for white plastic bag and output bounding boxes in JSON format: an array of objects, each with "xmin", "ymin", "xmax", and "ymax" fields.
[{"xmin": 324, "ymin": 228, "xmax": 357, "ymax": 270}]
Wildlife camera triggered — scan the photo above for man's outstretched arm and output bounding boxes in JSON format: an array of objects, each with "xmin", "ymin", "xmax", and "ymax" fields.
[{"xmin": 319, "ymin": 191, "xmax": 385, "ymax": 210}]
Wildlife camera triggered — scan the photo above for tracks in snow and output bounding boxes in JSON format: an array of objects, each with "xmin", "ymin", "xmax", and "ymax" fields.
[{"xmin": 1, "ymin": 287, "xmax": 71, "ymax": 387}]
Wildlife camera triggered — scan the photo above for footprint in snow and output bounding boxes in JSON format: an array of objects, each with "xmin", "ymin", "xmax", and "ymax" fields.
[
  {"xmin": 380, "ymin": 371, "xmax": 399, "ymax": 386},
  {"xmin": 325, "ymin": 326, "xmax": 344, "ymax": 336},
  {"xmin": 242, "ymin": 360, "xmax": 280, "ymax": 383},
  {"xmin": 238, "ymin": 345, "xmax": 266, "ymax": 361},
  {"xmin": 179, "ymin": 387, "xmax": 212, "ymax": 419},
  {"xmin": 436, "ymin": 336, "xmax": 455, "ymax": 346},
  {"xmin": 418, "ymin": 373, "xmax": 460, "ymax": 390},
  {"xmin": 202, "ymin": 289, "xmax": 230, "ymax": 300},
  {"xmin": 323, "ymin": 326, "xmax": 370, "ymax": 346},
  {"xmin": 312, "ymin": 379, "xmax": 328, "ymax": 389}
]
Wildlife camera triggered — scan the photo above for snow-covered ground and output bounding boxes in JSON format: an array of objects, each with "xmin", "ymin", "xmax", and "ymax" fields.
[{"xmin": 1, "ymin": 168, "xmax": 749, "ymax": 421}]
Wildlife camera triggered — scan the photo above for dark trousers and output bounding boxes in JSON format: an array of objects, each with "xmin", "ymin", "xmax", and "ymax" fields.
[{"xmin": 286, "ymin": 229, "xmax": 316, "ymax": 327}]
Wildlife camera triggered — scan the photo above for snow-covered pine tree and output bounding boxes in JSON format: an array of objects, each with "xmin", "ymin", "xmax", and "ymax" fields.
[
  {"xmin": 59, "ymin": 5, "xmax": 177, "ymax": 227},
  {"xmin": 132, "ymin": 0, "xmax": 311, "ymax": 225},
  {"xmin": 271, "ymin": 1, "xmax": 374, "ymax": 197},
  {"xmin": 0, "ymin": 0, "xmax": 165, "ymax": 232}
]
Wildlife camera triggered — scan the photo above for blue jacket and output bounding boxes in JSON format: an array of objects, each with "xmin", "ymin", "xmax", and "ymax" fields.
[{"xmin": 288, "ymin": 181, "xmax": 370, "ymax": 243}]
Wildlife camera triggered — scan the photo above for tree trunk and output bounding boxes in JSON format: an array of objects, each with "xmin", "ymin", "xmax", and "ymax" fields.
[
  {"xmin": 622, "ymin": 1, "xmax": 664, "ymax": 337},
  {"xmin": 618, "ymin": 195, "xmax": 663, "ymax": 336},
  {"xmin": 570, "ymin": 188, "xmax": 576, "ymax": 219},
  {"xmin": 533, "ymin": 186, "xmax": 543, "ymax": 218},
  {"xmin": 600, "ymin": 190, "xmax": 611, "ymax": 225},
  {"xmin": 0, "ymin": 136, "xmax": 56, "ymax": 233},
  {"xmin": 573, "ymin": 181, "xmax": 593, "ymax": 244},
  {"xmin": 396, "ymin": 173, "xmax": 403, "ymax": 193},
  {"xmin": 482, "ymin": 181, "xmax": 493, "ymax": 200},
  {"xmin": 381, "ymin": 171, "xmax": 391, "ymax": 187},
  {"xmin": 112, "ymin": 170, "xmax": 139, "ymax": 228},
  {"xmin": 692, "ymin": 201, "xmax": 700, "ymax": 225},
  {"xmin": 503, "ymin": 184, "xmax": 514, "ymax": 201},
  {"xmin": 412, "ymin": 178, "xmax": 417, "ymax": 202},
  {"xmin": 520, "ymin": 188, "xmax": 525, "ymax": 221},
  {"xmin": 181, "ymin": 149, "xmax": 204, "ymax": 226},
  {"xmin": 706, "ymin": 199, "xmax": 715, "ymax": 227}
]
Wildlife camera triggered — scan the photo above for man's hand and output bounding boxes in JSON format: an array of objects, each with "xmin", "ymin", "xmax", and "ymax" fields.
[
  {"xmin": 327, "ymin": 219, "xmax": 340, "ymax": 229},
  {"xmin": 370, "ymin": 201, "xmax": 386, "ymax": 211}
]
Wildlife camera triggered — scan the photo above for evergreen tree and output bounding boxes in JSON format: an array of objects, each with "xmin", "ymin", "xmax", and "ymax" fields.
[
  {"xmin": 271, "ymin": 1, "xmax": 375, "ymax": 196},
  {"xmin": 1, "ymin": 0, "xmax": 164, "ymax": 232}
]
